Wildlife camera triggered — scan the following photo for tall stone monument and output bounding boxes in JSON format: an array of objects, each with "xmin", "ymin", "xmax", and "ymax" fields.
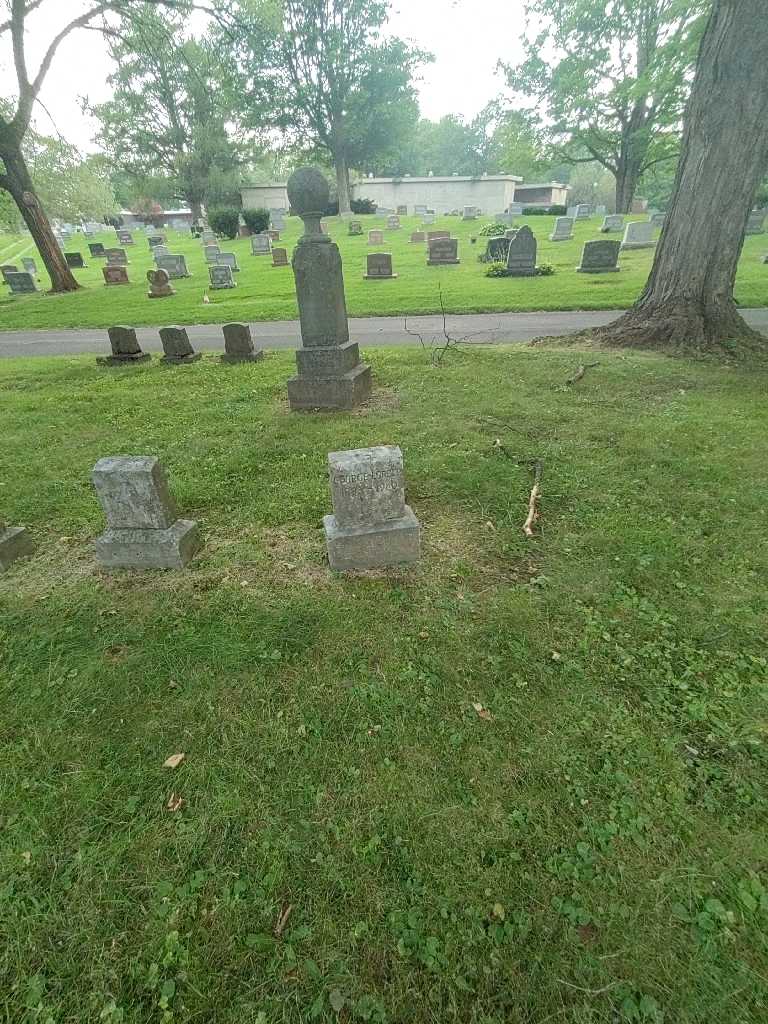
[
  {"xmin": 286, "ymin": 166, "xmax": 372, "ymax": 411},
  {"xmin": 0, "ymin": 519, "xmax": 35, "ymax": 572}
]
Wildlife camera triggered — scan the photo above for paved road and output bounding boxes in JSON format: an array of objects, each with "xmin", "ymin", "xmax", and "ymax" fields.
[{"xmin": 1, "ymin": 308, "xmax": 767, "ymax": 358}]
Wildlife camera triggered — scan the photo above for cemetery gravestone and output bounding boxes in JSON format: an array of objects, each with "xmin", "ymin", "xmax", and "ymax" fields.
[
  {"xmin": 422, "ymin": 213, "xmax": 435, "ymax": 225},
  {"xmin": 368, "ymin": 229, "xmax": 384, "ymax": 245},
  {"xmin": 147, "ymin": 268, "xmax": 175, "ymax": 299},
  {"xmin": 209, "ymin": 264, "xmax": 236, "ymax": 289},
  {"xmin": 250, "ymin": 233, "xmax": 271, "ymax": 256},
  {"xmin": 462, "ymin": 206, "xmax": 477, "ymax": 220},
  {"xmin": 577, "ymin": 239, "xmax": 621, "ymax": 273},
  {"xmin": 285, "ymin": 166, "xmax": 372, "ymax": 411},
  {"xmin": 97, "ymin": 326, "xmax": 150, "ymax": 365},
  {"xmin": 348, "ymin": 220, "xmax": 363, "ymax": 236},
  {"xmin": 621, "ymin": 221, "xmax": 656, "ymax": 250},
  {"xmin": 92, "ymin": 456, "xmax": 200, "ymax": 569},
  {"xmin": 600, "ymin": 215, "xmax": 625, "ymax": 233},
  {"xmin": 483, "ymin": 236, "xmax": 510, "ymax": 263},
  {"xmin": 508, "ymin": 203, "xmax": 524, "ymax": 216},
  {"xmin": 410, "ymin": 231, "xmax": 426, "ymax": 243},
  {"xmin": 396, "ymin": 204, "xmax": 408, "ymax": 216},
  {"xmin": 148, "ymin": 234, "xmax": 165, "ymax": 248},
  {"xmin": 364, "ymin": 253, "xmax": 397, "ymax": 279},
  {"xmin": 505, "ymin": 225, "xmax": 537, "ymax": 276},
  {"xmin": 272, "ymin": 247, "xmax": 289, "ymax": 267},
  {"xmin": 152, "ymin": 245, "xmax": 170, "ymax": 260},
  {"xmin": 6, "ymin": 272, "xmax": 37, "ymax": 294},
  {"xmin": 745, "ymin": 209, "xmax": 766, "ymax": 235},
  {"xmin": 117, "ymin": 230, "xmax": 134, "ymax": 245},
  {"xmin": 201, "ymin": 231, "xmax": 217, "ymax": 244},
  {"xmin": 64, "ymin": 252, "xmax": 86, "ymax": 269},
  {"xmin": 323, "ymin": 446, "xmax": 420, "ymax": 570},
  {"xmin": 216, "ymin": 252, "xmax": 240, "ymax": 272},
  {"xmin": 386, "ymin": 215, "xmax": 401, "ymax": 230},
  {"xmin": 106, "ymin": 248, "xmax": 128, "ymax": 266},
  {"xmin": 427, "ymin": 237, "xmax": 460, "ymax": 266},
  {"xmin": 159, "ymin": 325, "xmax": 200, "ymax": 364},
  {"xmin": 0, "ymin": 518, "xmax": 35, "ymax": 572},
  {"xmin": 414, "ymin": 204, "xmax": 428, "ymax": 215},
  {"xmin": 221, "ymin": 322, "xmax": 264, "ymax": 363},
  {"xmin": 496, "ymin": 212, "xmax": 514, "ymax": 226},
  {"xmin": 156, "ymin": 254, "xmax": 190, "ymax": 279},
  {"xmin": 567, "ymin": 206, "xmax": 577, "ymax": 219},
  {"xmin": 575, "ymin": 205, "xmax": 591, "ymax": 220},
  {"xmin": 204, "ymin": 244, "xmax": 222, "ymax": 263},
  {"xmin": 88, "ymin": 242, "xmax": 106, "ymax": 258},
  {"xmin": 549, "ymin": 216, "xmax": 574, "ymax": 241},
  {"xmin": 103, "ymin": 266, "xmax": 130, "ymax": 286},
  {"xmin": 1, "ymin": 264, "xmax": 18, "ymax": 284},
  {"xmin": 21, "ymin": 257, "xmax": 37, "ymax": 276},
  {"xmin": 270, "ymin": 211, "xmax": 286, "ymax": 231}
]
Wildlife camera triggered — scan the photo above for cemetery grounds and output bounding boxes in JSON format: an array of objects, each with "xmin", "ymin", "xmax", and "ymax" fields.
[{"xmin": 1, "ymin": 336, "xmax": 768, "ymax": 1022}]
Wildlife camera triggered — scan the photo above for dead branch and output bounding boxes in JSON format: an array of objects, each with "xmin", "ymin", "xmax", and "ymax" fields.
[
  {"xmin": 523, "ymin": 461, "xmax": 543, "ymax": 538},
  {"xmin": 274, "ymin": 903, "xmax": 294, "ymax": 938},
  {"xmin": 566, "ymin": 361, "xmax": 600, "ymax": 386}
]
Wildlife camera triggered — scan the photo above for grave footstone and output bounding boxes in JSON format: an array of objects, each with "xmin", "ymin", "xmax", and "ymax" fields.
[
  {"xmin": 250, "ymin": 233, "xmax": 271, "ymax": 256},
  {"xmin": 21, "ymin": 257, "xmax": 37, "ymax": 276},
  {"xmin": 92, "ymin": 456, "xmax": 200, "ymax": 569},
  {"xmin": 368, "ymin": 229, "xmax": 384, "ymax": 245},
  {"xmin": 6, "ymin": 272, "xmax": 37, "ymax": 294},
  {"xmin": 64, "ymin": 251, "xmax": 86, "ymax": 268},
  {"xmin": 204, "ymin": 244, "xmax": 222, "ymax": 263},
  {"xmin": 348, "ymin": 220, "xmax": 363, "ymax": 236},
  {"xmin": 221, "ymin": 322, "xmax": 264, "ymax": 363},
  {"xmin": 0, "ymin": 518, "xmax": 35, "ymax": 572},
  {"xmin": 216, "ymin": 252, "xmax": 240, "ymax": 272},
  {"xmin": 386, "ymin": 215, "xmax": 401, "ymax": 230},
  {"xmin": 549, "ymin": 216, "xmax": 574, "ymax": 242},
  {"xmin": 409, "ymin": 231, "xmax": 426, "ymax": 243},
  {"xmin": 745, "ymin": 209, "xmax": 766, "ymax": 235},
  {"xmin": 103, "ymin": 266, "xmax": 130, "ymax": 286},
  {"xmin": 620, "ymin": 221, "xmax": 656, "ymax": 250},
  {"xmin": 89, "ymin": 242, "xmax": 106, "ymax": 258},
  {"xmin": 147, "ymin": 267, "xmax": 175, "ymax": 298},
  {"xmin": 364, "ymin": 253, "xmax": 397, "ymax": 279},
  {"xmin": 159, "ymin": 325, "xmax": 200, "ymax": 363},
  {"xmin": 577, "ymin": 239, "xmax": 621, "ymax": 273},
  {"xmin": 156, "ymin": 254, "xmax": 189, "ymax": 278},
  {"xmin": 272, "ymin": 247, "xmax": 289, "ymax": 267},
  {"xmin": 286, "ymin": 166, "xmax": 372, "ymax": 411},
  {"xmin": 209, "ymin": 264, "xmax": 236, "ymax": 289},
  {"xmin": 427, "ymin": 237, "xmax": 459, "ymax": 265},
  {"xmin": 505, "ymin": 225, "xmax": 537, "ymax": 276},
  {"xmin": 323, "ymin": 446, "xmax": 420, "ymax": 570},
  {"xmin": 600, "ymin": 214, "xmax": 625, "ymax": 233},
  {"xmin": 97, "ymin": 326, "xmax": 150, "ymax": 365},
  {"xmin": 105, "ymin": 248, "xmax": 128, "ymax": 266}
]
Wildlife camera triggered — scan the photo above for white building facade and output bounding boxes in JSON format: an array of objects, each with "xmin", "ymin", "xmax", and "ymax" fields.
[{"xmin": 350, "ymin": 175, "xmax": 523, "ymax": 214}]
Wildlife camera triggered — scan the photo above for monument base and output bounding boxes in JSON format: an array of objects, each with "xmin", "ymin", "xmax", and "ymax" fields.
[
  {"xmin": 287, "ymin": 362, "xmax": 372, "ymax": 411},
  {"xmin": 324, "ymin": 506, "xmax": 420, "ymax": 570},
  {"xmin": 95, "ymin": 519, "xmax": 200, "ymax": 569},
  {"xmin": 97, "ymin": 353, "xmax": 151, "ymax": 365},
  {"xmin": 363, "ymin": 273, "xmax": 398, "ymax": 280},
  {"xmin": 549, "ymin": 234, "xmax": 572, "ymax": 242},
  {"xmin": 0, "ymin": 526, "xmax": 35, "ymax": 572},
  {"xmin": 576, "ymin": 266, "xmax": 620, "ymax": 273},
  {"xmin": 620, "ymin": 242, "xmax": 656, "ymax": 251},
  {"xmin": 427, "ymin": 258, "xmax": 460, "ymax": 266},
  {"xmin": 506, "ymin": 269, "xmax": 537, "ymax": 277},
  {"xmin": 160, "ymin": 353, "xmax": 202, "ymax": 364},
  {"xmin": 221, "ymin": 351, "xmax": 265, "ymax": 364}
]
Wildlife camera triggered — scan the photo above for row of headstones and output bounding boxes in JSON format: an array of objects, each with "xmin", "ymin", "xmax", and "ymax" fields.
[
  {"xmin": 483, "ymin": 224, "xmax": 648, "ymax": 275},
  {"xmin": 99, "ymin": 322, "xmax": 262, "ymax": 364},
  {"xmin": 1, "ymin": 258, "xmax": 39, "ymax": 293},
  {"xmin": 1, "ymin": 446, "xmax": 420, "ymax": 574}
]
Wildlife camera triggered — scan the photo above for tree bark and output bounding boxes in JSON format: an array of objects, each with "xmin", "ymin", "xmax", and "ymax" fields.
[
  {"xmin": 334, "ymin": 149, "xmax": 352, "ymax": 217},
  {"xmin": 0, "ymin": 139, "xmax": 80, "ymax": 293},
  {"xmin": 614, "ymin": 156, "xmax": 642, "ymax": 214},
  {"xmin": 190, "ymin": 198, "xmax": 203, "ymax": 223},
  {"xmin": 594, "ymin": 0, "xmax": 768, "ymax": 354}
]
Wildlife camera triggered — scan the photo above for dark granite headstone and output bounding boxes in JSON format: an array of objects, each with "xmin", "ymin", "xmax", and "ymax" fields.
[
  {"xmin": 272, "ymin": 247, "xmax": 289, "ymax": 267},
  {"xmin": 159, "ymin": 326, "xmax": 200, "ymax": 364},
  {"xmin": 105, "ymin": 248, "xmax": 128, "ymax": 266},
  {"xmin": 505, "ymin": 226, "xmax": 537, "ymax": 276},
  {"xmin": 209, "ymin": 264, "xmax": 236, "ymax": 289},
  {"xmin": 6, "ymin": 271, "xmax": 37, "ymax": 293},
  {"xmin": 89, "ymin": 242, "xmax": 106, "ymax": 258},
  {"xmin": 364, "ymin": 253, "xmax": 397, "ymax": 279},
  {"xmin": 97, "ymin": 325, "xmax": 150, "ymax": 365},
  {"xmin": 64, "ymin": 252, "xmax": 86, "ymax": 269},
  {"xmin": 427, "ymin": 237, "xmax": 460, "ymax": 266},
  {"xmin": 221, "ymin": 322, "xmax": 264, "ymax": 363},
  {"xmin": 577, "ymin": 239, "xmax": 621, "ymax": 273},
  {"xmin": 103, "ymin": 266, "xmax": 130, "ymax": 286}
]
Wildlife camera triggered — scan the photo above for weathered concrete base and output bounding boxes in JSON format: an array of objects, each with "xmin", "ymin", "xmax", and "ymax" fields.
[
  {"xmin": 221, "ymin": 351, "xmax": 265, "ymax": 364},
  {"xmin": 620, "ymin": 242, "xmax": 656, "ymax": 251},
  {"xmin": 576, "ymin": 266, "xmax": 620, "ymax": 273},
  {"xmin": 549, "ymin": 234, "xmax": 572, "ymax": 242},
  {"xmin": 0, "ymin": 526, "xmax": 35, "ymax": 572},
  {"xmin": 97, "ymin": 353, "xmax": 151, "ymax": 366},
  {"xmin": 95, "ymin": 519, "xmax": 200, "ymax": 569},
  {"xmin": 427, "ymin": 258, "xmax": 460, "ymax": 266},
  {"xmin": 160, "ymin": 353, "xmax": 202, "ymax": 365},
  {"xmin": 363, "ymin": 273, "xmax": 398, "ymax": 280},
  {"xmin": 324, "ymin": 506, "xmax": 420, "ymax": 570},
  {"xmin": 287, "ymin": 362, "xmax": 372, "ymax": 411},
  {"xmin": 506, "ymin": 270, "xmax": 537, "ymax": 277}
]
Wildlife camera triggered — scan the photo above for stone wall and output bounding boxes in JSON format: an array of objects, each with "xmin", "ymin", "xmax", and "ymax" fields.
[{"xmin": 350, "ymin": 176, "xmax": 522, "ymax": 214}]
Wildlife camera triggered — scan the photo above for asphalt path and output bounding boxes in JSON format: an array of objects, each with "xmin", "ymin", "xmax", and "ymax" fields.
[{"xmin": 1, "ymin": 308, "xmax": 767, "ymax": 358}]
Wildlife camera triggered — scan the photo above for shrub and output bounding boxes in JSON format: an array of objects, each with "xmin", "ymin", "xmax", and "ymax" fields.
[
  {"xmin": 243, "ymin": 207, "xmax": 270, "ymax": 233},
  {"xmin": 536, "ymin": 263, "xmax": 555, "ymax": 276},
  {"xmin": 485, "ymin": 262, "xmax": 509, "ymax": 278},
  {"xmin": 522, "ymin": 206, "xmax": 548, "ymax": 216},
  {"xmin": 208, "ymin": 207, "xmax": 240, "ymax": 239},
  {"xmin": 548, "ymin": 204, "xmax": 568, "ymax": 216},
  {"xmin": 351, "ymin": 197, "xmax": 376, "ymax": 215},
  {"xmin": 479, "ymin": 222, "xmax": 508, "ymax": 236}
]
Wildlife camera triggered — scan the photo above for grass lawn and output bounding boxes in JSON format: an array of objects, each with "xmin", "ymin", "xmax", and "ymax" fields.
[
  {"xmin": 2, "ymin": 345, "xmax": 768, "ymax": 1022},
  {"xmin": 1, "ymin": 215, "xmax": 767, "ymax": 333}
]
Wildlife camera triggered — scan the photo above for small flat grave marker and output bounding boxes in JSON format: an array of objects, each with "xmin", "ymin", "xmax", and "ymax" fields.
[
  {"xmin": 116, "ymin": 230, "xmax": 134, "ymax": 245},
  {"xmin": 89, "ymin": 242, "xmax": 106, "ymax": 258},
  {"xmin": 105, "ymin": 248, "xmax": 128, "ymax": 266},
  {"xmin": 348, "ymin": 220, "xmax": 363, "ymax": 236},
  {"xmin": 549, "ymin": 216, "xmax": 573, "ymax": 242},
  {"xmin": 267, "ymin": 229, "xmax": 280, "ymax": 242},
  {"xmin": 600, "ymin": 214, "xmax": 625, "ymax": 233},
  {"xmin": 746, "ymin": 209, "xmax": 766, "ymax": 235},
  {"xmin": 0, "ymin": 518, "xmax": 35, "ymax": 572},
  {"xmin": 410, "ymin": 231, "xmax": 426, "ymax": 243},
  {"xmin": 21, "ymin": 257, "xmax": 37, "ymax": 276},
  {"xmin": 216, "ymin": 252, "xmax": 240, "ymax": 272},
  {"xmin": 1, "ymin": 264, "xmax": 19, "ymax": 284},
  {"xmin": 396, "ymin": 204, "xmax": 408, "ymax": 216},
  {"xmin": 204, "ymin": 244, "xmax": 221, "ymax": 263},
  {"xmin": 620, "ymin": 221, "xmax": 656, "ymax": 251}
]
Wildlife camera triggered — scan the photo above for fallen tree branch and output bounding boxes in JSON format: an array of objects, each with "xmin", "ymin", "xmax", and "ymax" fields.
[
  {"xmin": 523, "ymin": 461, "xmax": 543, "ymax": 538},
  {"xmin": 566, "ymin": 361, "xmax": 600, "ymax": 386},
  {"xmin": 274, "ymin": 903, "xmax": 294, "ymax": 938}
]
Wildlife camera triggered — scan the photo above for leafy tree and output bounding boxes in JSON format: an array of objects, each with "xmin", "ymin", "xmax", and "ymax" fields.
[
  {"xmin": 482, "ymin": 105, "xmax": 550, "ymax": 181},
  {"xmin": 25, "ymin": 139, "xmax": 118, "ymax": 223},
  {"xmin": 590, "ymin": 0, "xmax": 768, "ymax": 353},
  {"xmin": 231, "ymin": 0, "xmax": 430, "ymax": 214},
  {"xmin": 0, "ymin": 0, "xmax": 195, "ymax": 293},
  {"xmin": 504, "ymin": 0, "xmax": 710, "ymax": 212},
  {"xmin": 90, "ymin": 8, "xmax": 251, "ymax": 223}
]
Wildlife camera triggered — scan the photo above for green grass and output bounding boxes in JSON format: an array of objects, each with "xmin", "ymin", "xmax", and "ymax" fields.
[
  {"xmin": 1, "ymin": 215, "xmax": 767, "ymax": 332},
  {"xmin": 2, "ymin": 346, "xmax": 768, "ymax": 1022}
]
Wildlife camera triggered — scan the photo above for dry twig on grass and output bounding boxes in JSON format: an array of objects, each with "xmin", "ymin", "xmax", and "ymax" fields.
[
  {"xmin": 566, "ymin": 361, "xmax": 600, "ymax": 386},
  {"xmin": 274, "ymin": 903, "xmax": 294, "ymax": 938},
  {"xmin": 523, "ymin": 460, "xmax": 543, "ymax": 538}
]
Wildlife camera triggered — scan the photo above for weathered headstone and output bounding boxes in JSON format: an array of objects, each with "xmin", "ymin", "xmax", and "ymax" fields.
[
  {"xmin": 505, "ymin": 225, "xmax": 537, "ymax": 276},
  {"xmin": 649, "ymin": 212, "xmax": 666, "ymax": 229},
  {"xmin": 483, "ymin": 236, "xmax": 510, "ymax": 263},
  {"xmin": 620, "ymin": 221, "xmax": 656, "ymax": 251},
  {"xmin": 600, "ymin": 214, "xmax": 625, "ymax": 233},
  {"xmin": 6, "ymin": 272, "xmax": 37, "ymax": 294},
  {"xmin": 209, "ymin": 264, "xmax": 236, "ymax": 289},
  {"xmin": 386, "ymin": 215, "xmax": 401, "ymax": 230},
  {"xmin": 159, "ymin": 325, "xmax": 200, "ymax": 363},
  {"xmin": 348, "ymin": 220, "xmax": 363, "ymax": 236},
  {"xmin": 575, "ymin": 204, "xmax": 591, "ymax": 220},
  {"xmin": 745, "ymin": 209, "xmax": 766, "ymax": 235},
  {"xmin": 422, "ymin": 213, "xmax": 436, "ymax": 225},
  {"xmin": 221, "ymin": 322, "xmax": 264, "ymax": 363},
  {"xmin": 0, "ymin": 518, "xmax": 35, "ymax": 572},
  {"xmin": 216, "ymin": 252, "xmax": 240, "ymax": 272},
  {"xmin": 396, "ymin": 204, "xmax": 408, "ymax": 216},
  {"xmin": 323, "ymin": 446, "xmax": 420, "ymax": 570},
  {"xmin": 427, "ymin": 230, "xmax": 450, "ymax": 241},
  {"xmin": 147, "ymin": 267, "xmax": 175, "ymax": 298},
  {"xmin": 64, "ymin": 251, "xmax": 86, "ymax": 268},
  {"xmin": 364, "ymin": 253, "xmax": 397, "ymax": 279},
  {"xmin": 267, "ymin": 229, "xmax": 280, "ymax": 242},
  {"xmin": 368, "ymin": 229, "xmax": 384, "ymax": 245},
  {"xmin": 250, "ymin": 233, "xmax": 271, "ymax": 255},
  {"xmin": 272, "ymin": 247, "xmax": 289, "ymax": 267},
  {"xmin": 156, "ymin": 254, "xmax": 190, "ymax": 279},
  {"xmin": 286, "ymin": 166, "xmax": 372, "ymax": 411},
  {"xmin": 409, "ymin": 231, "xmax": 426, "ymax": 243},
  {"xmin": 97, "ymin": 326, "xmax": 150, "ymax": 365},
  {"xmin": 148, "ymin": 234, "xmax": 166, "ymax": 248},
  {"xmin": 204, "ymin": 244, "xmax": 222, "ymax": 263},
  {"xmin": 117, "ymin": 229, "xmax": 134, "ymax": 245},
  {"xmin": 105, "ymin": 248, "xmax": 128, "ymax": 266},
  {"xmin": 577, "ymin": 239, "xmax": 621, "ymax": 273},
  {"xmin": 152, "ymin": 244, "xmax": 170, "ymax": 260},
  {"xmin": 92, "ymin": 456, "xmax": 200, "ymax": 569},
  {"xmin": 508, "ymin": 203, "xmax": 524, "ymax": 216},
  {"xmin": 270, "ymin": 210, "xmax": 286, "ymax": 231},
  {"xmin": 549, "ymin": 216, "xmax": 574, "ymax": 242},
  {"xmin": 1, "ymin": 264, "xmax": 18, "ymax": 284},
  {"xmin": 103, "ymin": 266, "xmax": 130, "ymax": 286},
  {"xmin": 462, "ymin": 206, "xmax": 477, "ymax": 220},
  {"xmin": 88, "ymin": 242, "xmax": 106, "ymax": 258},
  {"xmin": 427, "ymin": 237, "xmax": 460, "ymax": 266},
  {"xmin": 21, "ymin": 257, "xmax": 37, "ymax": 276}
]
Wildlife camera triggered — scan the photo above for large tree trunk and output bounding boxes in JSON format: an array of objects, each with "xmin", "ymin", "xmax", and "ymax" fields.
[
  {"xmin": 0, "ymin": 139, "xmax": 80, "ymax": 293},
  {"xmin": 614, "ymin": 157, "xmax": 642, "ymax": 215},
  {"xmin": 594, "ymin": 0, "xmax": 768, "ymax": 354},
  {"xmin": 334, "ymin": 150, "xmax": 352, "ymax": 217},
  {"xmin": 189, "ymin": 198, "xmax": 204, "ymax": 223}
]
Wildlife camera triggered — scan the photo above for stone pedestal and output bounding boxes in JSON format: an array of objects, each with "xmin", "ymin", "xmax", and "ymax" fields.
[
  {"xmin": 0, "ymin": 522, "xmax": 35, "ymax": 572},
  {"xmin": 286, "ymin": 167, "xmax": 372, "ymax": 411},
  {"xmin": 323, "ymin": 446, "xmax": 420, "ymax": 570},
  {"xmin": 92, "ymin": 456, "xmax": 200, "ymax": 569}
]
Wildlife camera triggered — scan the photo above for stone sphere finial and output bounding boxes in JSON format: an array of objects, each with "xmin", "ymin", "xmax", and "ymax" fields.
[{"xmin": 287, "ymin": 167, "xmax": 330, "ymax": 239}]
